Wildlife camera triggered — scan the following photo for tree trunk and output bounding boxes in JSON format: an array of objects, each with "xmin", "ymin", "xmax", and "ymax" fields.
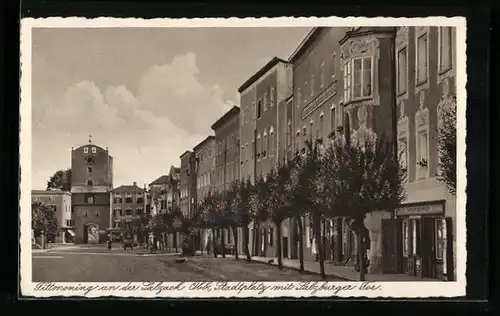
[
  {"xmin": 244, "ymin": 224, "xmax": 251, "ymax": 262},
  {"xmin": 314, "ymin": 213, "xmax": 326, "ymax": 280},
  {"xmin": 200, "ymin": 230, "xmax": 204, "ymax": 255},
  {"xmin": 296, "ymin": 215, "xmax": 305, "ymax": 272},
  {"xmin": 232, "ymin": 227, "xmax": 239, "ymax": 260},
  {"xmin": 211, "ymin": 228, "xmax": 217, "ymax": 258},
  {"xmin": 358, "ymin": 231, "xmax": 366, "ymax": 281},
  {"xmin": 276, "ymin": 221, "xmax": 283, "ymax": 270},
  {"xmin": 221, "ymin": 228, "xmax": 226, "ymax": 258},
  {"xmin": 253, "ymin": 222, "xmax": 259, "ymax": 256}
]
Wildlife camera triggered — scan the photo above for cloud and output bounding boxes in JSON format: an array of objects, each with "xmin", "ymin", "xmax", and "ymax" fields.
[{"xmin": 32, "ymin": 52, "xmax": 231, "ymax": 188}]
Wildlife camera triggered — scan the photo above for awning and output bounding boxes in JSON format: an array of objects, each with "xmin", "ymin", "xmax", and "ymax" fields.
[{"xmin": 68, "ymin": 230, "xmax": 76, "ymax": 237}]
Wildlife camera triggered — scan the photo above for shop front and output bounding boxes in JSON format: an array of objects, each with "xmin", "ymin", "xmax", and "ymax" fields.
[{"xmin": 383, "ymin": 200, "xmax": 454, "ymax": 280}]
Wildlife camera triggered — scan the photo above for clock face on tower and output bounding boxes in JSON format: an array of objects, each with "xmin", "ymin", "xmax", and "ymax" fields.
[{"xmin": 85, "ymin": 156, "xmax": 94, "ymax": 165}]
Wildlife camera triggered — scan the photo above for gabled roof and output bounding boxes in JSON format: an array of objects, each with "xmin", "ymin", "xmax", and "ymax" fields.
[
  {"xmin": 180, "ymin": 150, "xmax": 192, "ymax": 159},
  {"xmin": 288, "ymin": 27, "xmax": 320, "ymax": 63},
  {"xmin": 237, "ymin": 57, "xmax": 288, "ymax": 93},
  {"xmin": 193, "ymin": 135, "xmax": 215, "ymax": 152},
  {"xmin": 149, "ymin": 175, "xmax": 168, "ymax": 186},
  {"xmin": 113, "ymin": 184, "xmax": 145, "ymax": 193},
  {"xmin": 211, "ymin": 106, "xmax": 240, "ymax": 131}
]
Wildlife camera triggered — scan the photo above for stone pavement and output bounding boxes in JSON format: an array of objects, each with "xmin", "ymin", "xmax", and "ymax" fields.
[
  {"xmin": 202, "ymin": 251, "xmax": 436, "ymax": 281},
  {"xmin": 248, "ymin": 256, "xmax": 437, "ymax": 281}
]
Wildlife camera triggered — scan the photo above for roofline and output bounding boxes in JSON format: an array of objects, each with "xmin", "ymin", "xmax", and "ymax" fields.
[
  {"xmin": 32, "ymin": 190, "xmax": 71, "ymax": 195},
  {"xmin": 193, "ymin": 135, "xmax": 215, "ymax": 152},
  {"xmin": 211, "ymin": 106, "xmax": 240, "ymax": 131},
  {"xmin": 179, "ymin": 150, "xmax": 192, "ymax": 159},
  {"xmin": 288, "ymin": 27, "xmax": 321, "ymax": 63},
  {"xmin": 237, "ymin": 57, "xmax": 288, "ymax": 93}
]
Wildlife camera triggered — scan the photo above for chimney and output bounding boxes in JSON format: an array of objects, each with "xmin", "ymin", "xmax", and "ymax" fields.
[{"xmin": 133, "ymin": 181, "xmax": 137, "ymax": 187}]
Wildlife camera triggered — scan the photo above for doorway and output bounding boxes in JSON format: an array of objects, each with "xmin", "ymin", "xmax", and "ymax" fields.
[
  {"xmin": 282, "ymin": 237, "xmax": 289, "ymax": 258},
  {"xmin": 83, "ymin": 223, "xmax": 99, "ymax": 244}
]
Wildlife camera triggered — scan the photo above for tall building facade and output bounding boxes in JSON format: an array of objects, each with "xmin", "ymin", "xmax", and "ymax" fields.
[
  {"xmin": 192, "ymin": 135, "xmax": 215, "ymax": 251},
  {"xmin": 289, "ymin": 27, "xmax": 399, "ymax": 268},
  {"xmin": 32, "ymin": 190, "xmax": 74, "ymax": 243},
  {"xmin": 179, "ymin": 150, "xmax": 196, "ymax": 219},
  {"xmin": 237, "ymin": 57, "xmax": 293, "ymax": 258},
  {"xmin": 70, "ymin": 138, "xmax": 113, "ymax": 244},
  {"xmin": 112, "ymin": 182, "xmax": 146, "ymax": 230},
  {"xmin": 211, "ymin": 106, "xmax": 240, "ymax": 249},
  {"xmin": 149, "ymin": 175, "xmax": 168, "ymax": 213},
  {"xmin": 193, "ymin": 136, "xmax": 215, "ymax": 204},
  {"xmin": 390, "ymin": 26, "xmax": 457, "ymax": 280}
]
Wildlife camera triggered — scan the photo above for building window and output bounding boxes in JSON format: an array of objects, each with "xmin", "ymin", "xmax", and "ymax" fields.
[
  {"xmin": 439, "ymin": 27, "xmax": 453, "ymax": 73},
  {"xmin": 87, "ymin": 166, "xmax": 92, "ymax": 173},
  {"xmin": 87, "ymin": 180, "xmax": 93, "ymax": 186},
  {"xmin": 257, "ymin": 100, "xmax": 262, "ymax": 119},
  {"xmin": 435, "ymin": 218, "xmax": 447, "ymax": 263},
  {"xmin": 330, "ymin": 107, "xmax": 336, "ymax": 133},
  {"xmin": 94, "ymin": 211, "xmax": 100, "ymax": 217},
  {"xmin": 85, "ymin": 194, "xmax": 94, "ymax": 204},
  {"xmin": 343, "ymin": 61, "xmax": 352, "ymax": 102},
  {"xmin": 84, "ymin": 147, "xmax": 88, "ymax": 154},
  {"xmin": 304, "ymin": 81, "xmax": 308, "ymax": 103},
  {"xmin": 296, "ymin": 88, "xmax": 301, "ymax": 108},
  {"xmin": 83, "ymin": 211, "xmax": 88, "ymax": 217},
  {"xmin": 402, "ymin": 220, "xmax": 409, "ymax": 256},
  {"xmin": 91, "ymin": 147, "xmax": 96, "ymax": 154},
  {"xmin": 252, "ymin": 140, "xmax": 255, "ymax": 160},
  {"xmin": 331, "ymin": 53, "xmax": 336, "ymax": 78},
  {"xmin": 398, "ymin": 138, "xmax": 408, "ymax": 177},
  {"xmin": 264, "ymin": 131, "xmax": 268, "ymax": 158},
  {"xmin": 309, "ymin": 121, "xmax": 313, "ymax": 142},
  {"xmin": 319, "ymin": 113, "xmax": 324, "ymax": 138},
  {"xmin": 270, "ymin": 87, "xmax": 275, "ymax": 103},
  {"xmin": 269, "ymin": 128, "xmax": 275, "ymax": 157},
  {"xmin": 137, "ymin": 197, "xmax": 144, "ymax": 204},
  {"xmin": 287, "ymin": 120, "xmax": 292, "ymax": 149},
  {"xmin": 320, "ymin": 63, "xmax": 325, "ymax": 88},
  {"xmin": 397, "ymin": 47, "xmax": 408, "ymax": 95},
  {"xmin": 263, "ymin": 92, "xmax": 268, "ymax": 111},
  {"xmin": 353, "ymin": 57, "xmax": 373, "ymax": 98},
  {"xmin": 125, "ymin": 197, "xmax": 133, "ymax": 203},
  {"xmin": 310, "ymin": 75, "xmax": 315, "ymax": 97},
  {"xmin": 417, "ymin": 33, "xmax": 429, "ymax": 85},
  {"xmin": 416, "ymin": 128, "xmax": 429, "ymax": 179},
  {"xmin": 113, "ymin": 197, "xmax": 122, "ymax": 204},
  {"xmin": 257, "ymin": 134, "xmax": 261, "ymax": 159},
  {"xmin": 126, "ymin": 209, "xmax": 132, "ymax": 216}
]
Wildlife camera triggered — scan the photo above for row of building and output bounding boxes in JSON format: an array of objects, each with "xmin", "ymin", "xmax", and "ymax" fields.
[
  {"xmin": 169, "ymin": 26, "xmax": 457, "ymax": 280},
  {"xmin": 33, "ymin": 26, "xmax": 457, "ymax": 281}
]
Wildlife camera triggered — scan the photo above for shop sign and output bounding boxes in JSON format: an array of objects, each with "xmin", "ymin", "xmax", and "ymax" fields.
[
  {"xmin": 301, "ymin": 82, "xmax": 337, "ymax": 119},
  {"xmin": 396, "ymin": 203, "xmax": 444, "ymax": 217}
]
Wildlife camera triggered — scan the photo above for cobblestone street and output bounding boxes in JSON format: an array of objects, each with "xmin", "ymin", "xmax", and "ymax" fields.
[{"xmin": 32, "ymin": 245, "xmax": 344, "ymax": 282}]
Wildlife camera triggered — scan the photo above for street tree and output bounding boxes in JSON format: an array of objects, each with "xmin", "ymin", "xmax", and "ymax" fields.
[
  {"xmin": 200, "ymin": 192, "xmax": 220, "ymax": 258},
  {"xmin": 324, "ymin": 134, "xmax": 406, "ymax": 281},
  {"xmin": 267, "ymin": 162, "xmax": 293, "ymax": 270},
  {"xmin": 248, "ymin": 176, "xmax": 271, "ymax": 256},
  {"xmin": 46, "ymin": 168, "xmax": 72, "ymax": 192},
  {"xmin": 287, "ymin": 138, "xmax": 323, "ymax": 274},
  {"xmin": 32, "ymin": 201, "xmax": 58, "ymax": 247},
  {"xmin": 232, "ymin": 179, "xmax": 253, "ymax": 261},
  {"xmin": 437, "ymin": 99, "xmax": 457, "ymax": 195},
  {"xmin": 227, "ymin": 181, "xmax": 243, "ymax": 260}
]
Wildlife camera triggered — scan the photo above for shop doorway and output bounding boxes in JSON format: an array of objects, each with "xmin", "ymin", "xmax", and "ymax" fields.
[{"xmin": 282, "ymin": 237, "xmax": 289, "ymax": 258}]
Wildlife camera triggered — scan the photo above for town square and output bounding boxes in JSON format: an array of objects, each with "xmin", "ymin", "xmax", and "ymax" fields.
[{"xmin": 30, "ymin": 24, "xmax": 458, "ymax": 284}]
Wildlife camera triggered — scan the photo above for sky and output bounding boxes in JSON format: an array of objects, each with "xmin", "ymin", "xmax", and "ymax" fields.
[{"xmin": 31, "ymin": 27, "xmax": 311, "ymax": 189}]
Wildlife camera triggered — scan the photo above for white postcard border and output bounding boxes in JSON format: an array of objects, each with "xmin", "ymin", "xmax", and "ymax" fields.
[{"xmin": 20, "ymin": 16, "xmax": 467, "ymax": 298}]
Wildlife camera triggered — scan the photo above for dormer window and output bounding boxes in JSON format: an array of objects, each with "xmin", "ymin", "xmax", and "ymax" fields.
[
  {"xmin": 92, "ymin": 147, "xmax": 97, "ymax": 154},
  {"xmin": 87, "ymin": 180, "xmax": 93, "ymax": 186},
  {"xmin": 84, "ymin": 147, "xmax": 89, "ymax": 154}
]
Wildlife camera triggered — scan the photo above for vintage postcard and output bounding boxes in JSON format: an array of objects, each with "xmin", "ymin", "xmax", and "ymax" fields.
[{"xmin": 20, "ymin": 16, "xmax": 467, "ymax": 298}]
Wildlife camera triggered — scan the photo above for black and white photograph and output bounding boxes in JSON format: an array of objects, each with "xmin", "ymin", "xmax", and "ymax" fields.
[{"xmin": 20, "ymin": 17, "xmax": 467, "ymax": 298}]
